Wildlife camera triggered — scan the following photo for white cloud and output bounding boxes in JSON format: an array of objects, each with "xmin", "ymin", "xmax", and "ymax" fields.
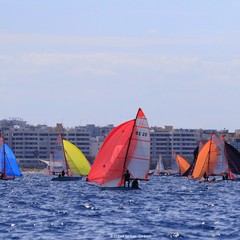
[
  {"xmin": 1, "ymin": 50, "xmax": 240, "ymax": 88},
  {"xmin": 147, "ymin": 28, "xmax": 160, "ymax": 35},
  {"xmin": 0, "ymin": 33, "xmax": 239, "ymax": 132},
  {"xmin": 1, "ymin": 33, "xmax": 238, "ymax": 49}
]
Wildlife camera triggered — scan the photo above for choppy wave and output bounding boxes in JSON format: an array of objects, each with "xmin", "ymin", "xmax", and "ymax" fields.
[{"xmin": 0, "ymin": 174, "xmax": 239, "ymax": 239}]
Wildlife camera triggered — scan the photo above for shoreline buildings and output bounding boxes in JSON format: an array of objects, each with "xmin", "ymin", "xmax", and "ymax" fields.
[{"xmin": 0, "ymin": 118, "xmax": 240, "ymax": 169}]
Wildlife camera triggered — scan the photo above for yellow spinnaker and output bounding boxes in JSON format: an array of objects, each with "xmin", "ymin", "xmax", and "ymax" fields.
[{"xmin": 63, "ymin": 140, "xmax": 91, "ymax": 175}]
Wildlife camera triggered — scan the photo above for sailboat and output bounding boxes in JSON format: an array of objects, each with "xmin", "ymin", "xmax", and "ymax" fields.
[
  {"xmin": 174, "ymin": 154, "xmax": 191, "ymax": 176},
  {"xmin": 50, "ymin": 134, "xmax": 91, "ymax": 181},
  {"xmin": 87, "ymin": 108, "xmax": 151, "ymax": 188},
  {"xmin": 191, "ymin": 133, "xmax": 240, "ymax": 182},
  {"xmin": 153, "ymin": 154, "xmax": 165, "ymax": 176},
  {"xmin": 0, "ymin": 136, "xmax": 22, "ymax": 180},
  {"xmin": 222, "ymin": 138, "xmax": 240, "ymax": 180},
  {"xmin": 192, "ymin": 133, "xmax": 228, "ymax": 181}
]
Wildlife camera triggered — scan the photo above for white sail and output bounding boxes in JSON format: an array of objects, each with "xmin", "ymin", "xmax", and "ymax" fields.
[
  {"xmin": 153, "ymin": 154, "xmax": 164, "ymax": 175},
  {"xmin": 126, "ymin": 109, "xmax": 151, "ymax": 180},
  {"xmin": 171, "ymin": 154, "xmax": 179, "ymax": 174},
  {"xmin": 211, "ymin": 134, "xmax": 228, "ymax": 175},
  {"xmin": 87, "ymin": 108, "xmax": 150, "ymax": 187}
]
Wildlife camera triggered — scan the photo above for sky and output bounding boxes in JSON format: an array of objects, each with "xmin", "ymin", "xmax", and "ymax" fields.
[{"xmin": 1, "ymin": 1, "xmax": 240, "ymax": 131}]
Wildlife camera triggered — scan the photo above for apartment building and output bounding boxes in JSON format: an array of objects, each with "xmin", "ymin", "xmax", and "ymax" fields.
[
  {"xmin": 150, "ymin": 126, "xmax": 202, "ymax": 168},
  {"xmin": 0, "ymin": 119, "xmax": 239, "ymax": 169},
  {"xmin": 1, "ymin": 121, "xmax": 92, "ymax": 168}
]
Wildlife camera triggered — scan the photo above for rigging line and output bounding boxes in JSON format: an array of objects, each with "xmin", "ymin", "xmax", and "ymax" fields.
[
  {"xmin": 62, "ymin": 139, "xmax": 70, "ymax": 176},
  {"xmin": 65, "ymin": 150, "xmax": 82, "ymax": 176}
]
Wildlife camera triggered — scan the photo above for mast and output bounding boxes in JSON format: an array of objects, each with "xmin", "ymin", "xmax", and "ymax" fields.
[
  {"xmin": 62, "ymin": 139, "xmax": 86, "ymax": 177},
  {"xmin": 198, "ymin": 133, "xmax": 213, "ymax": 180},
  {"xmin": 3, "ymin": 141, "xmax": 6, "ymax": 179},
  {"xmin": 61, "ymin": 135, "xmax": 69, "ymax": 176},
  {"xmin": 206, "ymin": 133, "xmax": 214, "ymax": 177}
]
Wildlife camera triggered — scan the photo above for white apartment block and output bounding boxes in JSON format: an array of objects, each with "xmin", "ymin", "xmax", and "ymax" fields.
[
  {"xmin": 2, "ymin": 123, "xmax": 92, "ymax": 168},
  {"xmin": 150, "ymin": 126, "xmax": 202, "ymax": 168},
  {"xmin": 1, "ymin": 119, "xmax": 239, "ymax": 169}
]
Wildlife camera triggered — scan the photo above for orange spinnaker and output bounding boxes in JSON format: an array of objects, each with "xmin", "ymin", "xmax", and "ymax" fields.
[
  {"xmin": 175, "ymin": 155, "xmax": 190, "ymax": 176},
  {"xmin": 192, "ymin": 140, "xmax": 218, "ymax": 179}
]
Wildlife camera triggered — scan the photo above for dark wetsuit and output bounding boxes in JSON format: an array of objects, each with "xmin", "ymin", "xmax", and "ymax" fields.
[
  {"xmin": 203, "ymin": 172, "xmax": 208, "ymax": 181},
  {"xmin": 123, "ymin": 171, "xmax": 130, "ymax": 187},
  {"xmin": 132, "ymin": 179, "xmax": 139, "ymax": 189}
]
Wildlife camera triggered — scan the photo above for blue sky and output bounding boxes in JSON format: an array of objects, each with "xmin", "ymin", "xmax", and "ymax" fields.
[{"xmin": 1, "ymin": 1, "xmax": 240, "ymax": 131}]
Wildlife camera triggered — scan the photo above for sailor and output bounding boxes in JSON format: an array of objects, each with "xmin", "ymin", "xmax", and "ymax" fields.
[
  {"xmin": 203, "ymin": 172, "xmax": 209, "ymax": 181},
  {"xmin": 62, "ymin": 170, "xmax": 65, "ymax": 177},
  {"xmin": 123, "ymin": 170, "xmax": 130, "ymax": 188},
  {"xmin": 132, "ymin": 178, "xmax": 139, "ymax": 189},
  {"xmin": 222, "ymin": 173, "xmax": 226, "ymax": 180},
  {"xmin": 225, "ymin": 172, "xmax": 229, "ymax": 180},
  {"xmin": 222, "ymin": 172, "xmax": 229, "ymax": 180}
]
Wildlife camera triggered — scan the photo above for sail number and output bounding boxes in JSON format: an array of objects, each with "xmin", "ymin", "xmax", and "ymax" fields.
[{"xmin": 136, "ymin": 131, "xmax": 148, "ymax": 137}]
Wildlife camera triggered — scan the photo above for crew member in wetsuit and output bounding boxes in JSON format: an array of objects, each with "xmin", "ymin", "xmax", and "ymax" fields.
[
  {"xmin": 225, "ymin": 172, "xmax": 229, "ymax": 180},
  {"xmin": 222, "ymin": 172, "xmax": 229, "ymax": 180},
  {"xmin": 132, "ymin": 178, "xmax": 139, "ymax": 189},
  {"xmin": 62, "ymin": 170, "xmax": 65, "ymax": 177},
  {"xmin": 123, "ymin": 170, "xmax": 130, "ymax": 188},
  {"xmin": 203, "ymin": 172, "xmax": 208, "ymax": 181}
]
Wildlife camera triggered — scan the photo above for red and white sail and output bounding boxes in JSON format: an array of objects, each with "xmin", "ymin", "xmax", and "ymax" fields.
[{"xmin": 87, "ymin": 108, "xmax": 150, "ymax": 187}]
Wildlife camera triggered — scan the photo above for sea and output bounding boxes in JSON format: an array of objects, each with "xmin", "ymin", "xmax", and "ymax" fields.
[{"xmin": 0, "ymin": 174, "xmax": 239, "ymax": 240}]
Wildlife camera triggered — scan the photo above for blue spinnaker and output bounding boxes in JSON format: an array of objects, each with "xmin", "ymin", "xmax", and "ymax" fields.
[{"xmin": 0, "ymin": 144, "xmax": 22, "ymax": 177}]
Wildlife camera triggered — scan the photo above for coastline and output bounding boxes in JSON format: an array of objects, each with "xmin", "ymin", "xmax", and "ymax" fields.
[{"xmin": 21, "ymin": 168, "xmax": 45, "ymax": 174}]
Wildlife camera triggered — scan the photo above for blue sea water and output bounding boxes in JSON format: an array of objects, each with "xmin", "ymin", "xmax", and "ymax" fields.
[{"xmin": 0, "ymin": 174, "xmax": 240, "ymax": 240}]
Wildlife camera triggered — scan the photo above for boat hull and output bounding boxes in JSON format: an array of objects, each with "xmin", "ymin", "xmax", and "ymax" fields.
[
  {"xmin": 51, "ymin": 176, "xmax": 82, "ymax": 181},
  {"xmin": 0, "ymin": 178, "xmax": 15, "ymax": 181},
  {"xmin": 100, "ymin": 186, "xmax": 141, "ymax": 191}
]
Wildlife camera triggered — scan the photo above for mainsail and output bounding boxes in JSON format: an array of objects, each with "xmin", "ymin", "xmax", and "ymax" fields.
[
  {"xmin": 171, "ymin": 153, "xmax": 179, "ymax": 174},
  {"xmin": 87, "ymin": 108, "xmax": 151, "ymax": 187},
  {"xmin": 50, "ymin": 135, "xmax": 68, "ymax": 174},
  {"xmin": 224, "ymin": 141, "xmax": 240, "ymax": 177},
  {"xmin": 0, "ymin": 137, "xmax": 22, "ymax": 179},
  {"xmin": 153, "ymin": 154, "xmax": 165, "ymax": 175}
]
